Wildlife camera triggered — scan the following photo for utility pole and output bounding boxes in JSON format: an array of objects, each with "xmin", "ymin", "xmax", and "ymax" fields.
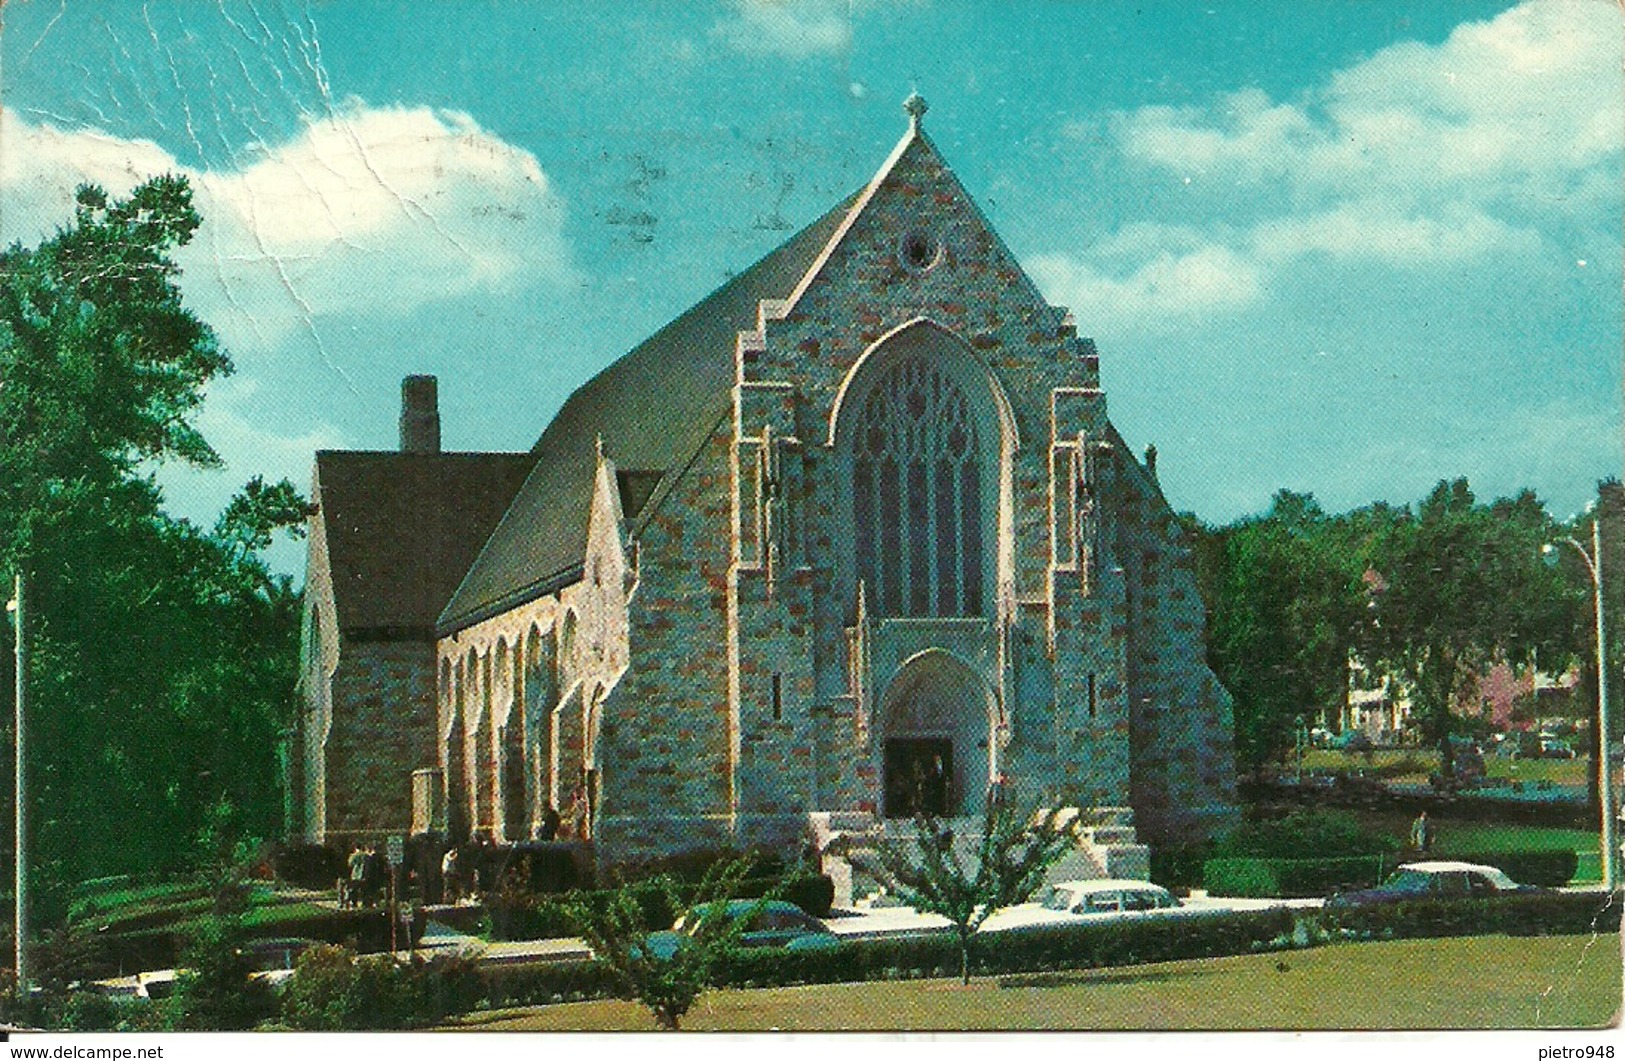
[
  {"xmin": 10, "ymin": 570, "xmax": 25, "ymax": 990},
  {"xmin": 1590, "ymin": 519, "xmax": 1614, "ymax": 891},
  {"xmin": 1546, "ymin": 517, "xmax": 1616, "ymax": 890}
]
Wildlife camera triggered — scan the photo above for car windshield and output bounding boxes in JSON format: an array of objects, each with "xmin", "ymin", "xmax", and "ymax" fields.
[
  {"xmin": 1040, "ymin": 887, "xmax": 1076, "ymax": 912},
  {"xmin": 1382, "ymin": 870, "xmax": 1434, "ymax": 892}
]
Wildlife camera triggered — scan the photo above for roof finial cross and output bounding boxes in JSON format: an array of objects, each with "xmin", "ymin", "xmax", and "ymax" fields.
[{"xmin": 903, "ymin": 92, "xmax": 928, "ymax": 130}]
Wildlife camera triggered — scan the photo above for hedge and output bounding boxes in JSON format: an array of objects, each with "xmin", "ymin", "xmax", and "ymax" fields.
[
  {"xmin": 1442, "ymin": 850, "xmax": 1578, "ymax": 888},
  {"xmin": 471, "ymin": 889, "xmax": 1619, "ymax": 1012},
  {"xmin": 84, "ymin": 906, "xmax": 415, "ymax": 980},
  {"xmin": 1325, "ymin": 889, "xmax": 1620, "ymax": 940},
  {"xmin": 1204, "ymin": 850, "xmax": 1581, "ymax": 898},
  {"xmin": 473, "ymin": 907, "xmax": 1298, "ymax": 1006},
  {"xmin": 1204, "ymin": 856, "xmax": 1393, "ymax": 898}
]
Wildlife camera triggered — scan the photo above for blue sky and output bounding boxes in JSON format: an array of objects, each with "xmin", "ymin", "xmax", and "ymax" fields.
[{"xmin": 3, "ymin": 1, "xmax": 1620, "ymax": 573}]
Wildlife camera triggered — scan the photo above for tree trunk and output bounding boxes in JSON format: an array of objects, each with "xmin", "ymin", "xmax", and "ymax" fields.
[
  {"xmin": 656, "ymin": 1007, "xmax": 680, "ymax": 1031},
  {"xmin": 959, "ymin": 928, "xmax": 972, "ymax": 985}
]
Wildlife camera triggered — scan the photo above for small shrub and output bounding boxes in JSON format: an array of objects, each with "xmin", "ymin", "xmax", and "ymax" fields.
[
  {"xmin": 1149, "ymin": 844, "xmax": 1212, "ymax": 892},
  {"xmin": 1221, "ymin": 808, "xmax": 1398, "ymax": 860},
  {"xmin": 1204, "ymin": 855, "xmax": 1393, "ymax": 898},
  {"xmin": 270, "ymin": 843, "xmax": 343, "ymax": 891},
  {"xmin": 171, "ymin": 917, "xmax": 277, "ymax": 1031},
  {"xmin": 280, "ymin": 943, "xmax": 480, "ymax": 1030},
  {"xmin": 1445, "ymin": 850, "xmax": 1579, "ymax": 888}
]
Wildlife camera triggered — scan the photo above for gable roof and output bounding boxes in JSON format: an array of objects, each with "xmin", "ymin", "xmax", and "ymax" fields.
[
  {"xmin": 437, "ymin": 192, "xmax": 860, "ymax": 633},
  {"xmin": 314, "ymin": 451, "xmax": 535, "ymax": 636}
]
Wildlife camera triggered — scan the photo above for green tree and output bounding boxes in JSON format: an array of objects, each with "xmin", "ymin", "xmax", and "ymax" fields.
[
  {"xmin": 857, "ymin": 785, "xmax": 1079, "ymax": 984},
  {"xmin": 0, "ymin": 177, "xmax": 228, "ymax": 550},
  {"xmin": 171, "ymin": 916, "xmax": 276, "ymax": 1031},
  {"xmin": 0, "ymin": 177, "xmax": 304, "ymax": 911},
  {"xmin": 1190, "ymin": 491, "xmax": 1367, "ymax": 772},
  {"xmin": 561, "ymin": 858, "xmax": 760, "ymax": 1030},
  {"xmin": 1365, "ymin": 480, "xmax": 1575, "ymax": 781}
]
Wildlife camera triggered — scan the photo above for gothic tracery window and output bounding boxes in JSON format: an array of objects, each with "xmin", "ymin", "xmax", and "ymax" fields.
[{"xmin": 852, "ymin": 357, "xmax": 985, "ymax": 617}]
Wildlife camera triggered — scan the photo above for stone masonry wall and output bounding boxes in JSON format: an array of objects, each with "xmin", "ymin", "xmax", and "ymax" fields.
[
  {"xmin": 595, "ymin": 418, "xmax": 738, "ymax": 859},
  {"xmin": 1113, "ymin": 446, "xmax": 1239, "ymax": 847},
  {"xmin": 738, "ymin": 127, "xmax": 1134, "ymax": 815},
  {"xmin": 322, "ymin": 638, "xmax": 439, "ymax": 845}
]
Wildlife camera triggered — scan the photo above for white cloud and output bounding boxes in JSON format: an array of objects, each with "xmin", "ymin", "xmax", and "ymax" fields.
[
  {"xmin": 1, "ymin": 103, "xmax": 577, "ymax": 345},
  {"xmin": 1, "ymin": 102, "xmax": 579, "ymax": 537},
  {"xmin": 1038, "ymin": 0, "xmax": 1621, "ymax": 332},
  {"xmin": 1028, "ymin": 244, "xmax": 1263, "ymax": 331},
  {"xmin": 714, "ymin": 0, "xmax": 852, "ymax": 59},
  {"xmin": 1116, "ymin": 1, "xmax": 1621, "ymax": 208}
]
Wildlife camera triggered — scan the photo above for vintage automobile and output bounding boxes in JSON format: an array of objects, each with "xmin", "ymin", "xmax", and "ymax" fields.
[
  {"xmin": 1324, "ymin": 860, "xmax": 1543, "ymax": 910},
  {"xmin": 979, "ymin": 879, "xmax": 1185, "ymax": 932},
  {"xmin": 643, "ymin": 899, "xmax": 841, "ymax": 960}
]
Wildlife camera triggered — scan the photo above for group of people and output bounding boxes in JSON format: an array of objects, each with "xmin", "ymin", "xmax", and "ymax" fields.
[
  {"xmin": 337, "ymin": 790, "xmax": 594, "ymax": 909},
  {"xmin": 339, "ymin": 844, "xmax": 387, "ymax": 908}
]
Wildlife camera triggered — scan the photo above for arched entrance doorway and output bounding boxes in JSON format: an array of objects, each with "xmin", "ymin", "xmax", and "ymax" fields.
[{"xmin": 879, "ymin": 651, "xmax": 996, "ymax": 818}]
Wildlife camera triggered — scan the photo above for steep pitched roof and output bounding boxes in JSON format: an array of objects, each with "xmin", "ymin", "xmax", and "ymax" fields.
[
  {"xmin": 315, "ymin": 451, "xmax": 535, "ymax": 636},
  {"xmin": 437, "ymin": 193, "xmax": 860, "ymax": 633}
]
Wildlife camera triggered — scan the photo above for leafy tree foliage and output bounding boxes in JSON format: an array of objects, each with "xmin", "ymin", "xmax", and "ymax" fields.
[
  {"xmin": 1362, "ymin": 480, "xmax": 1574, "ymax": 779},
  {"xmin": 857, "ymin": 785, "xmax": 1079, "ymax": 984},
  {"xmin": 1189, "ymin": 481, "xmax": 1586, "ymax": 779},
  {"xmin": 171, "ymin": 916, "xmax": 276, "ymax": 1031},
  {"xmin": 0, "ymin": 178, "xmax": 303, "ymax": 917},
  {"xmin": 1188, "ymin": 491, "xmax": 1367, "ymax": 773},
  {"xmin": 561, "ymin": 857, "xmax": 759, "ymax": 1030}
]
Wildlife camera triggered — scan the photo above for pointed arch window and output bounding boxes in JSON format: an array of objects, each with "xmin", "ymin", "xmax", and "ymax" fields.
[{"xmin": 852, "ymin": 357, "xmax": 985, "ymax": 617}]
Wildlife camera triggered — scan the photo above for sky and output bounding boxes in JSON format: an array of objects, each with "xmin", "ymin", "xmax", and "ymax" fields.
[{"xmin": 2, "ymin": 1, "xmax": 1620, "ymax": 575}]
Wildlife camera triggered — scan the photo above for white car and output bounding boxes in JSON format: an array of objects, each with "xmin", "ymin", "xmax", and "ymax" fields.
[{"xmin": 980, "ymin": 879, "xmax": 1183, "ymax": 932}]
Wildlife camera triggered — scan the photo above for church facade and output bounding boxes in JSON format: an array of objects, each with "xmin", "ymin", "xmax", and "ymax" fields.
[{"xmin": 299, "ymin": 98, "xmax": 1238, "ymax": 864}]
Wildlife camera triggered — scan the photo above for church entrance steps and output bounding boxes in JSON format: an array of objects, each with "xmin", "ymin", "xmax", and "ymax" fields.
[{"xmin": 810, "ymin": 805, "xmax": 1151, "ymax": 906}]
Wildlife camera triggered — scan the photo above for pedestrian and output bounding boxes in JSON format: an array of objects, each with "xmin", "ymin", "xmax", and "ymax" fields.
[
  {"xmin": 1410, "ymin": 811, "xmax": 1432, "ymax": 852},
  {"xmin": 539, "ymin": 803, "xmax": 561, "ymax": 841},
  {"xmin": 441, "ymin": 845, "xmax": 461, "ymax": 905},
  {"xmin": 345, "ymin": 844, "xmax": 367, "ymax": 909},
  {"xmin": 362, "ymin": 845, "xmax": 385, "ymax": 906}
]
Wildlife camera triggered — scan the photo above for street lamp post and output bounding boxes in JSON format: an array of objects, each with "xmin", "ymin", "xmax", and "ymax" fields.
[
  {"xmin": 7, "ymin": 572, "xmax": 24, "ymax": 990},
  {"xmin": 1545, "ymin": 518, "xmax": 1615, "ymax": 890}
]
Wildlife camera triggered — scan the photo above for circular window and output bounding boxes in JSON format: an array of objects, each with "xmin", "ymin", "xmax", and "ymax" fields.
[{"xmin": 898, "ymin": 232, "xmax": 942, "ymax": 272}]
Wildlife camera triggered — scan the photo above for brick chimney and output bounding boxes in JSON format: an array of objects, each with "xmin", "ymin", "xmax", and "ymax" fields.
[{"xmin": 399, "ymin": 375, "xmax": 441, "ymax": 453}]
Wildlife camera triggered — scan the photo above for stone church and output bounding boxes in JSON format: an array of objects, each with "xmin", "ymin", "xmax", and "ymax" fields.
[{"xmin": 297, "ymin": 97, "xmax": 1238, "ymax": 870}]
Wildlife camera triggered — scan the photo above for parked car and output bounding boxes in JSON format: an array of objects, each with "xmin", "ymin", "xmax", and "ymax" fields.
[
  {"xmin": 1331, "ymin": 731, "xmax": 1373, "ymax": 753},
  {"xmin": 1539, "ymin": 738, "xmax": 1577, "ymax": 760},
  {"xmin": 644, "ymin": 899, "xmax": 840, "ymax": 959},
  {"xmin": 980, "ymin": 879, "xmax": 1183, "ymax": 932},
  {"xmin": 1324, "ymin": 860, "xmax": 1543, "ymax": 910}
]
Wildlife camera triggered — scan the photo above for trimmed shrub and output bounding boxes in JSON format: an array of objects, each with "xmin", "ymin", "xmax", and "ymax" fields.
[
  {"xmin": 270, "ymin": 843, "xmax": 343, "ymax": 891},
  {"xmin": 1204, "ymin": 855, "xmax": 1393, "ymax": 898},
  {"xmin": 1325, "ymin": 889, "xmax": 1620, "ymax": 940},
  {"xmin": 1149, "ymin": 845, "xmax": 1212, "ymax": 892},
  {"xmin": 1221, "ymin": 808, "xmax": 1399, "ymax": 860},
  {"xmin": 1444, "ymin": 850, "xmax": 1579, "ymax": 888},
  {"xmin": 777, "ymin": 874, "xmax": 836, "ymax": 919},
  {"xmin": 280, "ymin": 943, "xmax": 481, "ymax": 1030},
  {"xmin": 474, "ymin": 907, "xmax": 1299, "ymax": 1005}
]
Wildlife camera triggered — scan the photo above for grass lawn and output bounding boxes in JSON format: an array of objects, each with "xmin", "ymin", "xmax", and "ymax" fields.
[
  {"xmin": 453, "ymin": 934, "xmax": 1622, "ymax": 1032},
  {"xmin": 1300, "ymin": 748, "xmax": 1595, "ymax": 789}
]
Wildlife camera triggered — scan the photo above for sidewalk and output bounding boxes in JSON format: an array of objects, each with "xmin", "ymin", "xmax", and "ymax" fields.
[{"xmin": 414, "ymin": 920, "xmax": 592, "ymax": 966}]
